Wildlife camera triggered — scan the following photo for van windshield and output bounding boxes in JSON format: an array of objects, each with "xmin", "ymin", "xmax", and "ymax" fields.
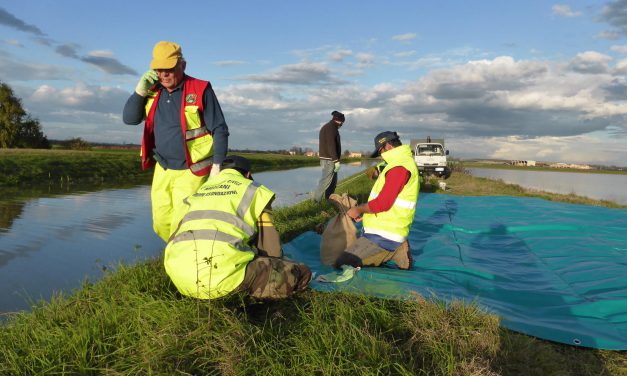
[{"xmin": 417, "ymin": 144, "xmax": 443, "ymax": 156}]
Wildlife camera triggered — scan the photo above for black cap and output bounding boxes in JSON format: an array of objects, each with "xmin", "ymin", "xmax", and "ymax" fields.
[
  {"xmin": 370, "ymin": 131, "xmax": 400, "ymax": 157},
  {"xmin": 221, "ymin": 155, "xmax": 253, "ymax": 178},
  {"xmin": 331, "ymin": 110, "xmax": 345, "ymax": 122}
]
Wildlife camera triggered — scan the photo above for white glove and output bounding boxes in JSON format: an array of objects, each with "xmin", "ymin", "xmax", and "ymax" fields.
[
  {"xmin": 334, "ymin": 161, "xmax": 341, "ymax": 173},
  {"xmin": 210, "ymin": 164, "xmax": 220, "ymax": 178},
  {"xmin": 135, "ymin": 70, "xmax": 158, "ymax": 96}
]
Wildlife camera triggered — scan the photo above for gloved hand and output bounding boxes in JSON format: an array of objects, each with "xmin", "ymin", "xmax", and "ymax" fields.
[
  {"xmin": 365, "ymin": 166, "xmax": 379, "ymax": 181},
  {"xmin": 209, "ymin": 164, "xmax": 220, "ymax": 178},
  {"xmin": 135, "ymin": 70, "xmax": 158, "ymax": 96},
  {"xmin": 333, "ymin": 161, "xmax": 341, "ymax": 173}
]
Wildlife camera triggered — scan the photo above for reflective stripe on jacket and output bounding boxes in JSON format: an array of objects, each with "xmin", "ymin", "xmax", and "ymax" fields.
[
  {"xmin": 142, "ymin": 76, "xmax": 214, "ymax": 176},
  {"xmin": 362, "ymin": 144, "xmax": 419, "ymax": 243},
  {"xmin": 164, "ymin": 169, "xmax": 275, "ymax": 299}
]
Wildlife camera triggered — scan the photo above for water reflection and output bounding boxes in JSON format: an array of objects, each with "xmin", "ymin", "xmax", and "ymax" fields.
[
  {"xmin": 0, "ymin": 202, "xmax": 23, "ymax": 234},
  {"xmin": 0, "ymin": 186, "xmax": 163, "ymax": 313},
  {"xmin": 253, "ymin": 161, "xmax": 373, "ymax": 207},
  {"xmin": 468, "ymin": 168, "xmax": 627, "ymax": 205}
]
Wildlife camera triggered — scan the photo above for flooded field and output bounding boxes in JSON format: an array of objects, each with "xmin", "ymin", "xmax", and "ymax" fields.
[{"xmin": 468, "ymin": 167, "xmax": 627, "ymax": 205}]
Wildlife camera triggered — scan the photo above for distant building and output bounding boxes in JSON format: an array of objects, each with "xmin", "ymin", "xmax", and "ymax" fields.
[
  {"xmin": 349, "ymin": 152, "xmax": 362, "ymax": 158},
  {"xmin": 304, "ymin": 151, "xmax": 317, "ymax": 157},
  {"xmin": 549, "ymin": 163, "xmax": 592, "ymax": 169},
  {"xmin": 510, "ymin": 160, "xmax": 536, "ymax": 166}
]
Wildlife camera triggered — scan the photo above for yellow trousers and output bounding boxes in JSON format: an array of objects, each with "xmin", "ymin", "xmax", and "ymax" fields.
[{"xmin": 151, "ymin": 164, "xmax": 207, "ymax": 241}]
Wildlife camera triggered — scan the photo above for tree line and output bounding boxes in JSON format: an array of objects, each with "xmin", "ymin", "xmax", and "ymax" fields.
[{"xmin": 0, "ymin": 80, "xmax": 49, "ymax": 149}]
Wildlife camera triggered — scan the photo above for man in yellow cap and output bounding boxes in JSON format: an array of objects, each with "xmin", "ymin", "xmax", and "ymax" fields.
[{"xmin": 123, "ymin": 41, "xmax": 229, "ymax": 242}]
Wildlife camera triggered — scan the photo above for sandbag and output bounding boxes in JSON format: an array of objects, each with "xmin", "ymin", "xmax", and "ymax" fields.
[{"xmin": 320, "ymin": 193, "xmax": 357, "ymax": 266}]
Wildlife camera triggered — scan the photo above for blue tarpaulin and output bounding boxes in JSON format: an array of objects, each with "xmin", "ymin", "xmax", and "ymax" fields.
[{"xmin": 284, "ymin": 194, "xmax": 627, "ymax": 350}]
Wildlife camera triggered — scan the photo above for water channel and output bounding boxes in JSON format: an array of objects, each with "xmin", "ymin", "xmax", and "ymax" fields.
[
  {"xmin": 2, "ymin": 163, "xmax": 624, "ymax": 314},
  {"xmin": 0, "ymin": 162, "xmax": 371, "ymax": 314},
  {"xmin": 468, "ymin": 167, "xmax": 627, "ymax": 205}
]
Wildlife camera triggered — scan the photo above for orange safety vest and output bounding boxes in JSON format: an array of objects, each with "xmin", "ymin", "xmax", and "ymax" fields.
[{"xmin": 142, "ymin": 76, "xmax": 214, "ymax": 176}]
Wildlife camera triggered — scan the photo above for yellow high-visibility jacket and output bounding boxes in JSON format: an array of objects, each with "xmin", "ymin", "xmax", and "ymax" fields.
[
  {"xmin": 164, "ymin": 169, "xmax": 275, "ymax": 298},
  {"xmin": 362, "ymin": 144, "xmax": 419, "ymax": 243}
]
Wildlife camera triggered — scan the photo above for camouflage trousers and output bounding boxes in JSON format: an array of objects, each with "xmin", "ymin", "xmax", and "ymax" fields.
[
  {"xmin": 238, "ymin": 257, "xmax": 312, "ymax": 299},
  {"xmin": 335, "ymin": 237, "xmax": 413, "ymax": 270}
]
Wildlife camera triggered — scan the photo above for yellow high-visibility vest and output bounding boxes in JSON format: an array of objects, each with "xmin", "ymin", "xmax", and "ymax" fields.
[
  {"xmin": 164, "ymin": 169, "xmax": 275, "ymax": 299},
  {"xmin": 362, "ymin": 144, "xmax": 419, "ymax": 243}
]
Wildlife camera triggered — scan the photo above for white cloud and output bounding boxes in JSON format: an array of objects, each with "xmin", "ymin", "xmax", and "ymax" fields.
[
  {"xmin": 242, "ymin": 62, "xmax": 343, "ymax": 85},
  {"xmin": 2, "ymin": 39, "xmax": 23, "ymax": 47},
  {"xmin": 615, "ymin": 59, "xmax": 627, "ymax": 73},
  {"xmin": 213, "ymin": 60, "xmax": 246, "ymax": 67},
  {"xmin": 328, "ymin": 49, "xmax": 353, "ymax": 62},
  {"xmin": 0, "ymin": 54, "xmax": 72, "ymax": 80},
  {"xmin": 392, "ymin": 47, "xmax": 488, "ymax": 71},
  {"xmin": 596, "ymin": 30, "xmax": 621, "ymax": 40},
  {"xmin": 86, "ymin": 50, "xmax": 114, "ymax": 58},
  {"xmin": 480, "ymin": 134, "xmax": 627, "ymax": 165},
  {"xmin": 610, "ymin": 44, "xmax": 627, "ymax": 53},
  {"xmin": 220, "ymin": 83, "xmax": 289, "ymax": 110},
  {"xmin": 552, "ymin": 4, "xmax": 581, "ymax": 17},
  {"xmin": 392, "ymin": 33, "xmax": 417, "ymax": 42},
  {"xmin": 15, "ymin": 82, "xmax": 136, "ymax": 143},
  {"xmin": 211, "ymin": 53, "xmax": 627, "ymax": 165},
  {"xmin": 568, "ymin": 51, "xmax": 612, "ymax": 74},
  {"xmin": 23, "ymin": 82, "xmax": 130, "ymax": 143},
  {"xmin": 355, "ymin": 52, "xmax": 375, "ymax": 67},
  {"xmin": 600, "ymin": 0, "xmax": 627, "ymax": 37},
  {"xmin": 394, "ymin": 50, "xmax": 416, "ymax": 58},
  {"xmin": 398, "ymin": 56, "xmax": 445, "ymax": 70}
]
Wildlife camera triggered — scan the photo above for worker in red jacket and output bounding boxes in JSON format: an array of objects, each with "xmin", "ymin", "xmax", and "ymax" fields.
[{"xmin": 339, "ymin": 131, "xmax": 419, "ymax": 270}]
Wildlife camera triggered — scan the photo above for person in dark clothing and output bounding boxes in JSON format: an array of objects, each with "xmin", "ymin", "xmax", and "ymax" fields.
[{"xmin": 313, "ymin": 111, "xmax": 345, "ymax": 202}]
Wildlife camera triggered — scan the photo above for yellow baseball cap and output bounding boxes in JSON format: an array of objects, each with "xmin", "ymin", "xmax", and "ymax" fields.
[{"xmin": 150, "ymin": 41, "xmax": 182, "ymax": 69}]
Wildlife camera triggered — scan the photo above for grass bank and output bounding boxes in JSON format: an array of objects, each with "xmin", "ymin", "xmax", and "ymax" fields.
[
  {"xmin": 1, "ymin": 170, "xmax": 625, "ymax": 375},
  {"xmin": 0, "ymin": 149, "xmax": 321, "ymax": 187},
  {"xmin": 0, "ymin": 148, "xmax": 149, "ymax": 187}
]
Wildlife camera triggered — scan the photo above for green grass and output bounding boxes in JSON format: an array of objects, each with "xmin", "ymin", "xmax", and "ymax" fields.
[
  {"xmin": 1, "ymin": 167, "xmax": 626, "ymax": 375},
  {"xmin": 273, "ymin": 170, "xmax": 373, "ymax": 242},
  {"xmin": 0, "ymin": 149, "xmax": 323, "ymax": 188},
  {"xmin": 0, "ymin": 148, "xmax": 149, "ymax": 187},
  {"xmin": 230, "ymin": 152, "xmax": 320, "ymax": 169},
  {"xmin": 2, "ymin": 257, "xmax": 624, "ymax": 375}
]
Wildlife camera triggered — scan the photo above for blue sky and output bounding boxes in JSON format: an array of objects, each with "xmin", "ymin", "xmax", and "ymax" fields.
[{"xmin": 1, "ymin": 1, "xmax": 626, "ymax": 166}]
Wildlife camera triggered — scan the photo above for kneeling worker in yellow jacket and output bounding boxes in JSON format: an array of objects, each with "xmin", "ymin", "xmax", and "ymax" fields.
[{"xmin": 164, "ymin": 156, "xmax": 312, "ymax": 299}]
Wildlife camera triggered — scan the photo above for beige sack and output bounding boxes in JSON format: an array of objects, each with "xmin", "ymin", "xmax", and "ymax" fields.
[{"xmin": 320, "ymin": 193, "xmax": 358, "ymax": 266}]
